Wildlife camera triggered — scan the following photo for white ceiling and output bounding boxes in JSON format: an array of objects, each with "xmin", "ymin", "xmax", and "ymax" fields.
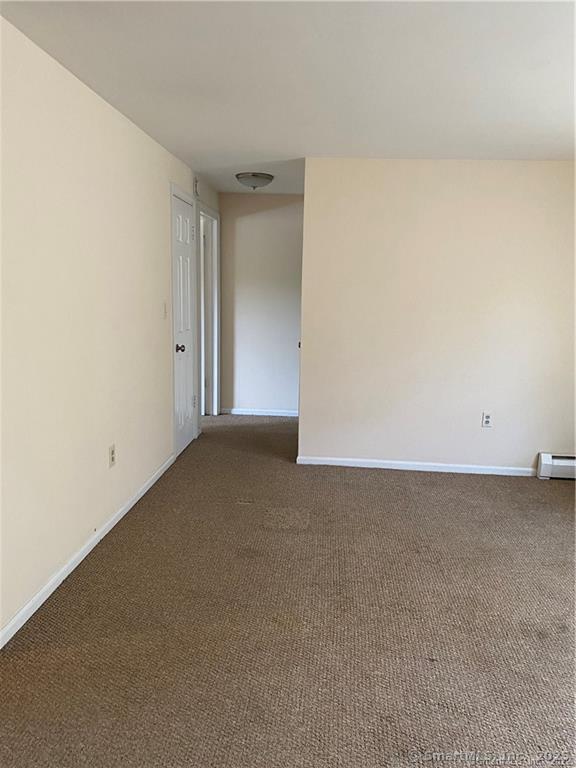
[{"xmin": 2, "ymin": 2, "xmax": 573, "ymax": 193}]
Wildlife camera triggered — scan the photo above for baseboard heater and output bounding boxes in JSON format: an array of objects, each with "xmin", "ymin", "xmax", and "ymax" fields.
[{"xmin": 537, "ymin": 453, "xmax": 576, "ymax": 480}]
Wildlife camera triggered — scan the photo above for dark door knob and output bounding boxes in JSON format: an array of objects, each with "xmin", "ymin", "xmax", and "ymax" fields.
[{"xmin": 175, "ymin": 344, "xmax": 186, "ymax": 353}]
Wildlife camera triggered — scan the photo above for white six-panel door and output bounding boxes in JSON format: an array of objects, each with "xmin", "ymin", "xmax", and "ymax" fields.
[{"xmin": 172, "ymin": 193, "xmax": 198, "ymax": 456}]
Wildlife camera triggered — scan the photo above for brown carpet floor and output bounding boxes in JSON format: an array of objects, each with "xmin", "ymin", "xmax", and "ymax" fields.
[{"xmin": 1, "ymin": 416, "xmax": 574, "ymax": 768}]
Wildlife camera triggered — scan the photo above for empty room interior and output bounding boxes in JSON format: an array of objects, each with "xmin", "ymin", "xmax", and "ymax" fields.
[{"xmin": 0, "ymin": 2, "xmax": 574, "ymax": 767}]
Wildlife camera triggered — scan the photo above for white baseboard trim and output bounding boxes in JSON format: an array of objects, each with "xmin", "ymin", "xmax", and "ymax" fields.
[
  {"xmin": 296, "ymin": 455, "xmax": 535, "ymax": 477},
  {"xmin": 221, "ymin": 408, "xmax": 298, "ymax": 417},
  {"xmin": 0, "ymin": 454, "xmax": 175, "ymax": 650}
]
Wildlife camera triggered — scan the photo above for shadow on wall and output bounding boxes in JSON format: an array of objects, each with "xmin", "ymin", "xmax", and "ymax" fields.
[{"xmin": 219, "ymin": 193, "xmax": 304, "ymax": 415}]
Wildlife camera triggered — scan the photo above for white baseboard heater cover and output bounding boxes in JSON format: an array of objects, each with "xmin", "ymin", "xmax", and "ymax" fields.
[{"xmin": 537, "ymin": 453, "xmax": 576, "ymax": 480}]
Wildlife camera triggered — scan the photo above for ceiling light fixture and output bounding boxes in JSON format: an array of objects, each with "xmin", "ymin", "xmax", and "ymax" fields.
[{"xmin": 235, "ymin": 172, "xmax": 274, "ymax": 191}]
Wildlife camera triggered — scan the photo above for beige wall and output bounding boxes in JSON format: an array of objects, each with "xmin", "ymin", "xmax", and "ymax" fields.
[
  {"xmin": 299, "ymin": 158, "xmax": 574, "ymax": 470},
  {"xmin": 195, "ymin": 176, "xmax": 219, "ymax": 213},
  {"xmin": 220, "ymin": 194, "xmax": 303, "ymax": 414},
  {"xmin": 0, "ymin": 21, "xmax": 216, "ymax": 631}
]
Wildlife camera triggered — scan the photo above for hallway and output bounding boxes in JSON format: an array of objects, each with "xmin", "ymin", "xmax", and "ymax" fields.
[{"xmin": 1, "ymin": 417, "xmax": 573, "ymax": 767}]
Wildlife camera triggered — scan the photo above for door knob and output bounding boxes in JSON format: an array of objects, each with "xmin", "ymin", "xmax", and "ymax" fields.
[{"xmin": 176, "ymin": 344, "xmax": 186, "ymax": 352}]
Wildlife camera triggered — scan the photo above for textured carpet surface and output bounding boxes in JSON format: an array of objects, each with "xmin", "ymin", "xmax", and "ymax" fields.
[{"xmin": 1, "ymin": 416, "xmax": 574, "ymax": 768}]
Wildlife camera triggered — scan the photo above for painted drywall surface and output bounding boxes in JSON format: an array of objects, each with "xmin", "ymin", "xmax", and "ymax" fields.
[
  {"xmin": 219, "ymin": 194, "xmax": 303, "ymax": 413},
  {"xmin": 195, "ymin": 175, "xmax": 219, "ymax": 212},
  {"xmin": 299, "ymin": 158, "xmax": 574, "ymax": 469},
  {"xmin": 0, "ymin": 21, "xmax": 216, "ymax": 629}
]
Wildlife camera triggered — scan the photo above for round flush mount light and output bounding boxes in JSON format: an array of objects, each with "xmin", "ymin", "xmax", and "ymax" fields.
[{"xmin": 235, "ymin": 172, "xmax": 274, "ymax": 191}]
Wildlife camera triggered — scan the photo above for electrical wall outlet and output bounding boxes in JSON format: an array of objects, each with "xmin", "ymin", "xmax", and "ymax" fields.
[
  {"xmin": 481, "ymin": 412, "xmax": 492, "ymax": 428},
  {"xmin": 109, "ymin": 444, "xmax": 116, "ymax": 467}
]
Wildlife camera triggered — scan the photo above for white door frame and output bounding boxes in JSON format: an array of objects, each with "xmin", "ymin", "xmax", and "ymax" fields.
[
  {"xmin": 198, "ymin": 202, "xmax": 221, "ymax": 416},
  {"xmin": 171, "ymin": 183, "xmax": 200, "ymax": 454}
]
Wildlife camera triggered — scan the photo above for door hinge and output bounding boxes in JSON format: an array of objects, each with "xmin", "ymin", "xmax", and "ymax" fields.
[{"xmin": 193, "ymin": 394, "xmax": 198, "ymax": 408}]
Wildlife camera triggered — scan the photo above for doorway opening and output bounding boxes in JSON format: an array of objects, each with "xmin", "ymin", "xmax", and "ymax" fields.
[{"xmin": 199, "ymin": 205, "xmax": 220, "ymax": 416}]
